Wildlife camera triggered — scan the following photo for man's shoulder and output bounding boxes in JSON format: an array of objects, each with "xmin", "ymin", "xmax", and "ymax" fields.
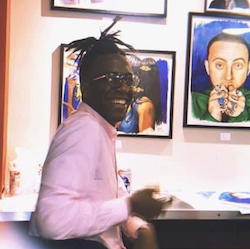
[
  {"xmin": 55, "ymin": 109, "xmax": 101, "ymax": 139},
  {"xmin": 64, "ymin": 110, "xmax": 100, "ymax": 129}
]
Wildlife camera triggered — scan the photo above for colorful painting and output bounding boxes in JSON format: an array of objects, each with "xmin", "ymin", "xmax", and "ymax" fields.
[
  {"xmin": 59, "ymin": 44, "xmax": 176, "ymax": 138},
  {"xmin": 184, "ymin": 12, "xmax": 250, "ymax": 128}
]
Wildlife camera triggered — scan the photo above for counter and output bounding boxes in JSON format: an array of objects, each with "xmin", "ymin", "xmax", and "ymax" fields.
[{"xmin": 1, "ymin": 191, "xmax": 250, "ymax": 221}]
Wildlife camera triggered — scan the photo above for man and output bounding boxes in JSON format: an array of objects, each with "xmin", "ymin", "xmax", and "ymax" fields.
[
  {"xmin": 192, "ymin": 32, "xmax": 250, "ymax": 122},
  {"xmin": 29, "ymin": 17, "xmax": 163, "ymax": 249}
]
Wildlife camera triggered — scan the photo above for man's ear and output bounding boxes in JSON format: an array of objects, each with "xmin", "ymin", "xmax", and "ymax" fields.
[{"xmin": 204, "ymin": 60, "xmax": 210, "ymax": 75}]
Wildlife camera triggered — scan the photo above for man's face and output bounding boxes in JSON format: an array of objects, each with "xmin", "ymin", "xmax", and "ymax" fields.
[
  {"xmin": 86, "ymin": 53, "xmax": 133, "ymax": 125},
  {"xmin": 204, "ymin": 40, "xmax": 250, "ymax": 91}
]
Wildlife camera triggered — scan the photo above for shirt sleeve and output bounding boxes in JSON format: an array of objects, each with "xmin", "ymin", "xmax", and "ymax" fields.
[
  {"xmin": 117, "ymin": 172, "xmax": 149, "ymax": 239},
  {"xmin": 30, "ymin": 116, "xmax": 129, "ymax": 240},
  {"xmin": 121, "ymin": 215, "xmax": 148, "ymax": 239}
]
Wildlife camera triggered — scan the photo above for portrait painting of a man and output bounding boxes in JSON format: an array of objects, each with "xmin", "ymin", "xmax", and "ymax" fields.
[{"xmin": 184, "ymin": 13, "xmax": 250, "ymax": 128}]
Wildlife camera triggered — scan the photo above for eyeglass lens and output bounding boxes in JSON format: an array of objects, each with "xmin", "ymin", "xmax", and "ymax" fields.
[{"xmin": 107, "ymin": 72, "xmax": 140, "ymax": 87}]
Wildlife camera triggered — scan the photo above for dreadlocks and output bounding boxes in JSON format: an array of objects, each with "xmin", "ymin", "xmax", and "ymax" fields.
[{"xmin": 67, "ymin": 16, "xmax": 136, "ymax": 87}]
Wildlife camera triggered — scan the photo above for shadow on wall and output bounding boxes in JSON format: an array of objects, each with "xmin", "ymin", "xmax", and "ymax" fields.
[
  {"xmin": 49, "ymin": 46, "xmax": 61, "ymax": 141},
  {"xmin": 183, "ymin": 127, "xmax": 250, "ymax": 145},
  {"xmin": 116, "ymin": 136, "xmax": 173, "ymax": 156}
]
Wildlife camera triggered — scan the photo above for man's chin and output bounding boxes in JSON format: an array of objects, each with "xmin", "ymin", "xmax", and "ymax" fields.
[
  {"xmin": 104, "ymin": 103, "xmax": 130, "ymax": 124},
  {"xmin": 109, "ymin": 112, "xmax": 128, "ymax": 125}
]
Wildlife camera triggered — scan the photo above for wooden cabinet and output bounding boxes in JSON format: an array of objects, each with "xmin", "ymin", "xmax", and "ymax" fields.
[{"xmin": 153, "ymin": 219, "xmax": 250, "ymax": 249}]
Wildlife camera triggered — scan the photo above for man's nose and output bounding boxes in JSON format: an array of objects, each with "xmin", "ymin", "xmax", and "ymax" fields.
[
  {"xmin": 225, "ymin": 66, "xmax": 233, "ymax": 81},
  {"xmin": 117, "ymin": 80, "xmax": 131, "ymax": 92}
]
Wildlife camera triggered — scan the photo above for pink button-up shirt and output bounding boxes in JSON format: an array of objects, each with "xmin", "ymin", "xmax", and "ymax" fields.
[{"xmin": 29, "ymin": 103, "xmax": 146, "ymax": 249}]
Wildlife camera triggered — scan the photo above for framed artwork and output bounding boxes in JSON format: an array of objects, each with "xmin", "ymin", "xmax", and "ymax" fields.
[
  {"xmin": 59, "ymin": 44, "xmax": 176, "ymax": 138},
  {"xmin": 183, "ymin": 12, "xmax": 250, "ymax": 129},
  {"xmin": 205, "ymin": 0, "xmax": 250, "ymax": 15},
  {"xmin": 51, "ymin": 0, "xmax": 167, "ymax": 18}
]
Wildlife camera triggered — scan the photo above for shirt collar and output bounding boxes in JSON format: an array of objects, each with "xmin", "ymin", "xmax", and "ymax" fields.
[{"xmin": 77, "ymin": 102, "xmax": 117, "ymax": 143}]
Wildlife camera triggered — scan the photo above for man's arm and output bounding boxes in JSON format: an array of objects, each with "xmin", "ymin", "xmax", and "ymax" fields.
[
  {"xmin": 30, "ymin": 118, "xmax": 129, "ymax": 239},
  {"xmin": 118, "ymin": 176, "xmax": 162, "ymax": 248}
]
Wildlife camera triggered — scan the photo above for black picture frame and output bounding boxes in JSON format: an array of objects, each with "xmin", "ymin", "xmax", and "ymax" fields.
[
  {"xmin": 59, "ymin": 44, "xmax": 176, "ymax": 138},
  {"xmin": 51, "ymin": 0, "xmax": 167, "ymax": 18},
  {"xmin": 184, "ymin": 12, "xmax": 250, "ymax": 129}
]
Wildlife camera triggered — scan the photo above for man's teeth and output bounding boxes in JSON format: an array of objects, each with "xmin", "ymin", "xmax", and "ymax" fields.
[{"xmin": 112, "ymin": 99, "xmax": 126, "ymax": 104}]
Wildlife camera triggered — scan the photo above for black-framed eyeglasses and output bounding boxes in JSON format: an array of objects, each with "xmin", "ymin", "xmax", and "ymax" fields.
[{"xmin": 92, "ymin": 72, "xmax": 141, "ymax": 88}]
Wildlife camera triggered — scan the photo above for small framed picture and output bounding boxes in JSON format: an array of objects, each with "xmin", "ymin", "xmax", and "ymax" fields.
[
  {"xmin": 184, "ymin": 12, "xmax": 250, "ymax": 129},
  {"xmin": 59, "ymin": 44, "xmax": 176, "ymax": 138},
  {"xmin": 51, "ymin": 0, "xmax": 167, "ymax": 18},
  {"xmin": 205, "ymin": 0, "xmax": 250, "ymax": 15}
]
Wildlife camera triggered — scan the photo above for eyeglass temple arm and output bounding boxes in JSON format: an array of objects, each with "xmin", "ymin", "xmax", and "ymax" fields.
[{"xmin": 92, "ymin": 75, "xmax": 106, "ymax": 81}]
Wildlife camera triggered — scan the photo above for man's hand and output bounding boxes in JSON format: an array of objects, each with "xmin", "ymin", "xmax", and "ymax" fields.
[
  {"xmin": 129, "ymin": 188, "xmax": 164, "ymax": 219},
  {"xmin": 208, "ymin": 85, "xmax": 228, "ymax": 121},
  {"xmin": 133, "ymin": 224, "xmax": 159, "ymax": 249},
  {"xmin": 208, "ymin": 85, "xmax": 246, "ymax": 120},
  {"xmin": 225, "ymin": 89, "xmax": 245, "ymax": 117}
]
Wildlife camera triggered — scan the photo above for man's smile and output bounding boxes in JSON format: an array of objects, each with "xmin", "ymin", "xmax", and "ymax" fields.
[{"xmin": 111, "ymin": 99, "xmax": 127, "ymax": 105}]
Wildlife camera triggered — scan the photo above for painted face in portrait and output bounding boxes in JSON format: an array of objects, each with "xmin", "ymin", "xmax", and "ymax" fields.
[
  {"xmin": 86, "ymin": 53, "xmax": 134, "ymax": 125},
  {"xmin": 204, "ymin": 40, "xmax": 250, "ymax": 91}
]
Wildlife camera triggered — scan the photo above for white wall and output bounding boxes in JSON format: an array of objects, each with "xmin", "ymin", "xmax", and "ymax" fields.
[{"xmin": 6, "ymin": 0, "xmax": 250, "ymax": 193}]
